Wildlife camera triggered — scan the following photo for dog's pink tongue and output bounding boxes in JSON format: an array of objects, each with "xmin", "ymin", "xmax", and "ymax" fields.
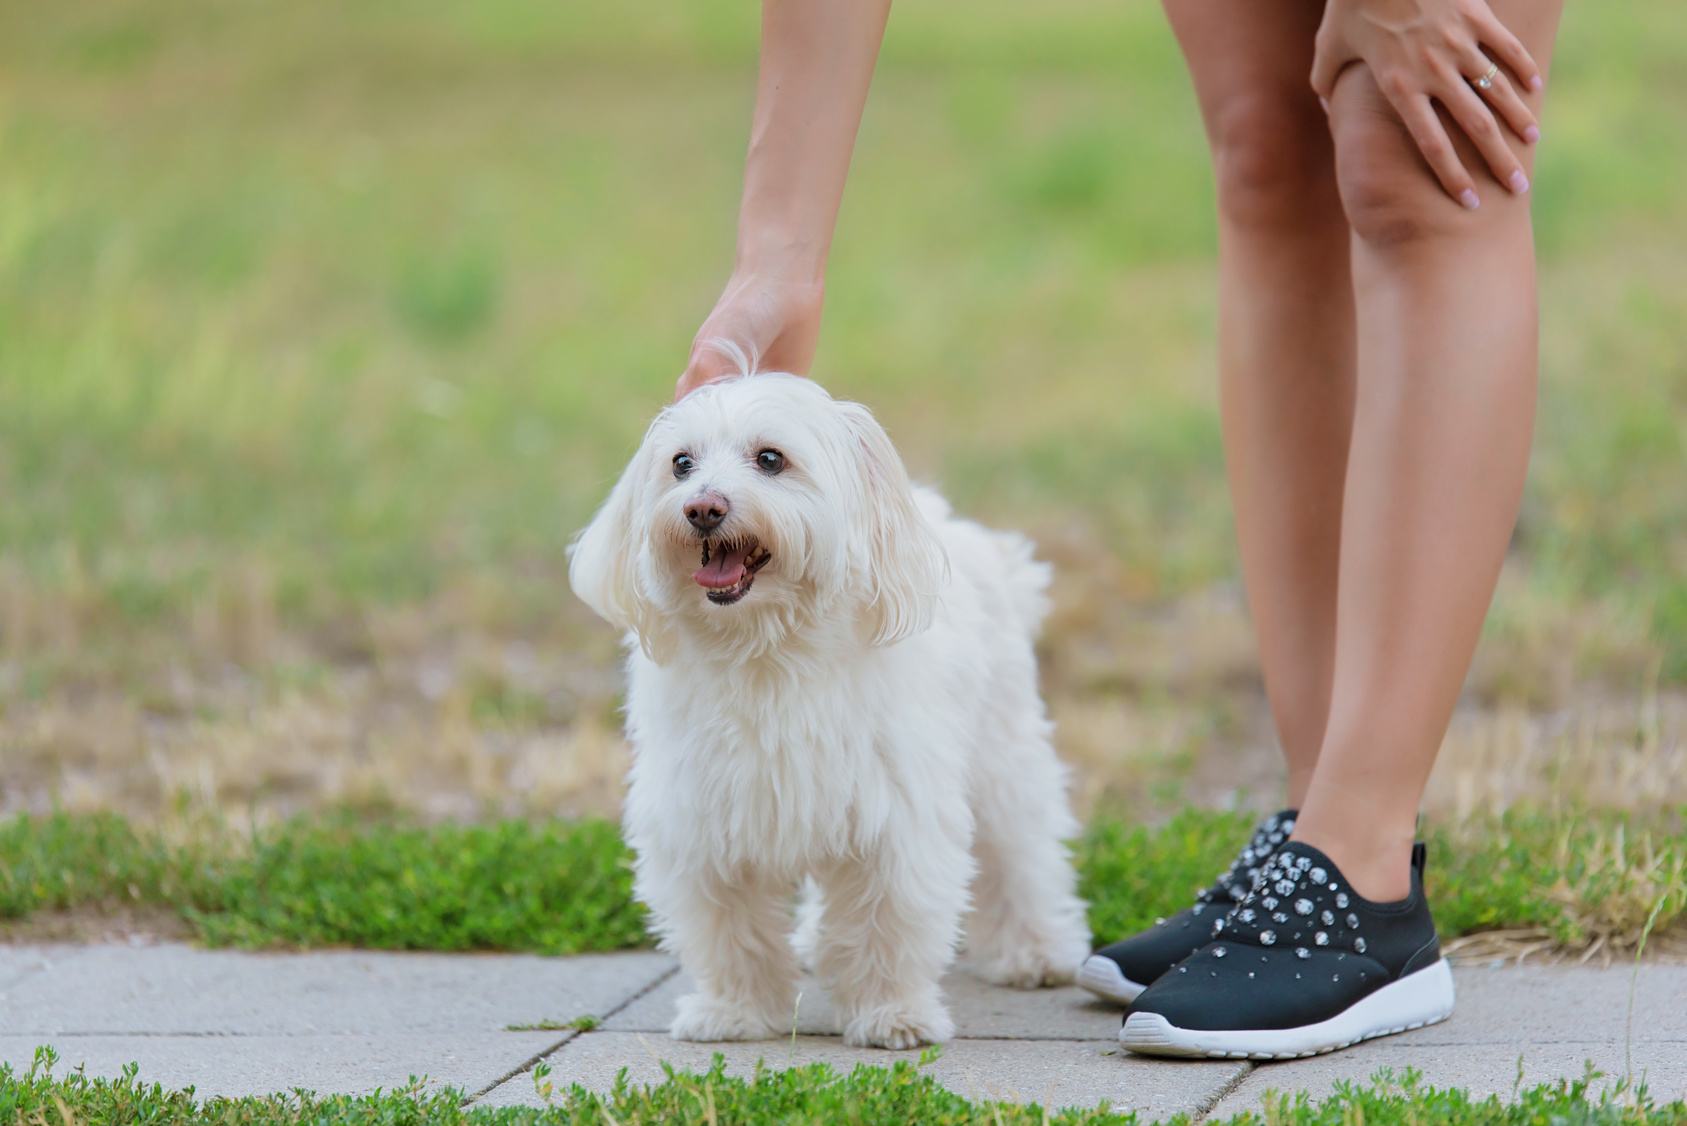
[{"xmin": 693, "ymin": 543, "xmax": 751, "ymax": 588}]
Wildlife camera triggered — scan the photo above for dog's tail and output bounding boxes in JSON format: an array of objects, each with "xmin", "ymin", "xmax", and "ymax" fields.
[{"xmin": 992, "ymin": 528, "xmax": 1053, "ymax": 639}]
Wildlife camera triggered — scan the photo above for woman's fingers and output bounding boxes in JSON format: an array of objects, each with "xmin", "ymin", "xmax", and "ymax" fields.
[
  {"xmin": 1466, "ymin": 54, "xmax": 1540, "ymax": 145},
  {"xmin": 676, "ymin": 344, "xmax": 733, "ymax": 400},
  {"xmin": 1393, "ymin": 92, "xmax": 1481, "ymax": 208},
  {"xmin": 1442, "ymin": 77, "xmax": 1530, "ymax": 194},
  {"xmin": 1309, "ymin": 26, "xmax": 1355, "ymax": 99},
  {"xmin": 1472, "ymin": 8, "xmax": 1543, "ymax": 93}
]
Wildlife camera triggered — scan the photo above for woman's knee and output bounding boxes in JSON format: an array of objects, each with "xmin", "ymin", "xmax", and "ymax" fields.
[
  {"xmin": 1330, "ymin": 68, "xmax": 1486, "ymax": 249},
  {"xmin": 1206, "ymin": 90, "xmax": 1339, "ymax": 231}
]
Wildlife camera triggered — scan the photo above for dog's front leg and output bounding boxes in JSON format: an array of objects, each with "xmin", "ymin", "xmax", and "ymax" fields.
[
  {"xmin": 811, "ymin": 842, "xmax": 968, "ymax": 1050},
  {"xmin": 642, "ymin": 859, "xmax": 799, "ymax": 1042}
]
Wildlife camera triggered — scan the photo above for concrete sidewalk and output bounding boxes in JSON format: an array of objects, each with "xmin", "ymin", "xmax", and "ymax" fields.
[{"xmin": 2, "ymin": 943, "xmax": 1684, "ymax": 1118}]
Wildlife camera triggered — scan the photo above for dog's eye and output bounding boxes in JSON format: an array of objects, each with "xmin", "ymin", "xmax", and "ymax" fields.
[
  {"xmin": 755, "ymin": 449, "xmax": 785, "ymax": 475},
  {"xmin": 673, "ymin": 454, "xmax": 695, "ymax": 479}
]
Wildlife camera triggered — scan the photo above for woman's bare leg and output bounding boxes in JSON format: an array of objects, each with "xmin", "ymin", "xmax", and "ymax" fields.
[
  {"xmin": 1160, "ymin": 0, "xmax": 1356, "ymax": 806},
  {"xmin": 1292, "ymin": 0, "xmax": 1564, "ymax": 901}
]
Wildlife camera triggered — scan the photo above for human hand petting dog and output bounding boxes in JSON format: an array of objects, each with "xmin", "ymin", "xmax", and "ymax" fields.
[
  {"xmin": 1312, "ymin": 0, "xmax": 1543, "ymax": 209},
  {"xmin": 675, "ymin": 268, "xmax": 824, "ymax": 400}
]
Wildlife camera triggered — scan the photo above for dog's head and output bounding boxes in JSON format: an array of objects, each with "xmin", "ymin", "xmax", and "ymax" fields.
[{"xmin": 568, "ymin": 374, "xmax": 946, "ymax": 662}]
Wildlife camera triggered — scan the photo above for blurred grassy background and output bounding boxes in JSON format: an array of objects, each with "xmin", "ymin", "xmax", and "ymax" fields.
[{"xmin": 1, "ymin": 0, "xmax": 1686, "ymax": 826}]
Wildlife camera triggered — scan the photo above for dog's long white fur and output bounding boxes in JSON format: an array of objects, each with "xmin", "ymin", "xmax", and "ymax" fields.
[{"xmin": 569, "ymin": 373, "xmax": 1091, "ymax": 1050}]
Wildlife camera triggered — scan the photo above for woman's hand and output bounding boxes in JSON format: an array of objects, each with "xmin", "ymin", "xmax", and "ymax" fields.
[
  {"xmin": 1311, "ymin": 0, "xmax": 1543, "ymax": 209},
  {"xmin": 675, "ymin": 269, "xmax": 824, "ymax": 400}
]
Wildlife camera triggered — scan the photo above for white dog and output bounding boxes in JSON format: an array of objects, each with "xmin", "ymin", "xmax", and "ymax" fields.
[{"xmin": 568, "ymin": 371, "xmax": 1090, "ymax": 1050}]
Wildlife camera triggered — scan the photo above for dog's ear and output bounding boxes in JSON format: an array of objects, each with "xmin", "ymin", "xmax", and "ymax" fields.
[
  {"xmin": 568, "ymin": 448, "xmax": 678, "ymax": 663},
  {"xmin": 839, "ymin": 402, "xmax": 948, "ymax": 646}
]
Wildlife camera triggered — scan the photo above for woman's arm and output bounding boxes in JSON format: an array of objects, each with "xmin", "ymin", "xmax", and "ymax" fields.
[
  {"xmin": 1311, "ymin": 0, "xmax": 1544, "ymax": 209},
  {"xmin": 675, "ymin": 0, "xmax": 893, "ymax": 399}
]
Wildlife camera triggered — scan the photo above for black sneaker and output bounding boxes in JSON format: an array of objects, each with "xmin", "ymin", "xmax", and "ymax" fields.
[
  {"xmin": 1077, "ymin": 810, "xmax": 1298, "ymax": 1004},
  {"xmin": 1120, "ymin": 840, "xmax": 1453, "ymax": 1059}
]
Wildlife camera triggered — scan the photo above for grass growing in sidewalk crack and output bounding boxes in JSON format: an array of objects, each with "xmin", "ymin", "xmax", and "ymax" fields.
[
  {"xmin": 506, "ymin": 1016, "xmax": 599, "ymax": 1033},
  {"xmin": 2, "ymin": 806, "xmax": 1682, "ymax": 956},
  {"xmin": 6, "ymin": 1046, "xmax": 1685, "ymax": 1126}
]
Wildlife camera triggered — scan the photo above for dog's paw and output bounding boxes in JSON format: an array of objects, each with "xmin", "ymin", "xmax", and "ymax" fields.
[
  {"xmin": 973, "ymin": 947, "xmax": 1082, "ymax": 989},
  {"xmin": 841, "ymin": 1002, "xmax": 955, "ymax": 1051},
  {"xmin": 669, "ymin": 992, "xmax": 783, "ymax": 1042}
]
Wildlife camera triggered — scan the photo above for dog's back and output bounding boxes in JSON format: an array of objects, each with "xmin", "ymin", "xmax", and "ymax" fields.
[{"xmin": 915, "ymin": 485, "xmax": 1051, "ymax": 639}]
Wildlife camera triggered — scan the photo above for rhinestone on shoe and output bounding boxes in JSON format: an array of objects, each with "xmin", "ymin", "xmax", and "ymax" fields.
[
  {"xmin": 1315, "ymin": 931, "xmax": 1329, "ymax": 945},
  {"xmin": 1192, "ymin": 903, "xmax": 1205, "ymax": 915},
  {"xmin": 1275, "ymin": 880, "xmax": 1296, "ymax": 896},
  {"xmin": 1296, "ymin": 856, "xmax": 1312, "ymax": 871},
  {"xmin": 1272, "ymin": 912, "xmax": 1288, "ymax": 923},
  {"xmin": 1294, "ymin": 899, "xmax": 1314, "ymax": 915},
  {"xmin": 1347, "ymin": 913, "xmax": 1360, "ymax": 928},
  {"xmin": 1239, "ymin": 909, "xmax": 1256, "ymax": 923},
  {"xmin": 1321, "ymin": 910, "xmax": 1335, "ymax": 925},
  {"xmin": 1264, "ymin": 897, "xmax": 1279, "ymax": 910},
  {"xmin": 1296, "ymin": 947, "xmax": 1310, "ymax": 959},
  {"xmin": 1260, "ymin": 930, "xmax": 1277, "ymax": 945},
  {"xmin": 1309, "ymin": 867, "xmax": 1328, "ymax": 884},
  {"xmin": 1354, "ymin": 937, "xmax": 1367, "ymax": 953},
  {"xmin": 1214, "ymin": 946, "xmax": 1227, "ymax": 958},
  {"xmin": 1336, "ymin": 893, "xmax": 1349, "ymax": 908}
]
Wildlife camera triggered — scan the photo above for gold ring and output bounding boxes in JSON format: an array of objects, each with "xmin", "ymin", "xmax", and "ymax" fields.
[{"xmin": 1473, "ymin": 61, "xmax": 1499, "ymax": 90}]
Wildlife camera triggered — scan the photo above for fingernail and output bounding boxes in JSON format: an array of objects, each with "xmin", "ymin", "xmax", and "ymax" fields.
[
  {"xmin": 1508, "ymin": 170, "xmax": 1530, "ymax": 194},
  {"xmin": 1530, "ymin": 75, "xmax": 1544, "ymax": 91},
  {"xmin": 1524, "ymin": 125, "xmax": 1541, "ymax": 144},
  {"xmin": 1459, "ymin": 190, "xmax": 1481, "ymax": 211},
  {"xmin": 1319, "ymin": 96, "xmax": 1330, "ymax": 115}
]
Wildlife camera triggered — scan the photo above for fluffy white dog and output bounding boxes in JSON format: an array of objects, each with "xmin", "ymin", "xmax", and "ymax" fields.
[{"xmin": 568, "ymin": 371, "xmax": 1091, "ymax": 1050}]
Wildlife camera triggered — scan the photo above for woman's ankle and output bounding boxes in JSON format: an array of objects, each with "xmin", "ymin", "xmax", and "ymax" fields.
[{"xmin": 1287, "ymin": 815, "xmax": 1416, "ymax": 902}]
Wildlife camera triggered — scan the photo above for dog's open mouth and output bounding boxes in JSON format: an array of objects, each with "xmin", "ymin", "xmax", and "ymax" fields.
[{"xmin": 691, "ymin": 536, "xmax": 772, "ymax": 605}]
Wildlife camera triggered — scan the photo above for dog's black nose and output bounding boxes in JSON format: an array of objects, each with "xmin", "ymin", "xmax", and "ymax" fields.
[{"xmin": 685, "ymin": 492, "xmax": 730, "ymax": 532}]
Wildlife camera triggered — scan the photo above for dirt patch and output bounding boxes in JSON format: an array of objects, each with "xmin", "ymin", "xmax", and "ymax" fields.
[{"xmin": 0, "ymin": 903, "xmax": 195, "ymax": 946}]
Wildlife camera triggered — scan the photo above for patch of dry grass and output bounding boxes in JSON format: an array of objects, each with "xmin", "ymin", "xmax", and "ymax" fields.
[{"xmin": 6, "ymin": 535, "xmax": 1686, "ymax": 837}]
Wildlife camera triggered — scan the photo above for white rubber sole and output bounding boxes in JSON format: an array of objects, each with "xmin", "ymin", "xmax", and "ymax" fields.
[
  {"xmin": 1120, "ymin": 957, "xmax": 1455, "ymax": 1059},
  {"xmin": 1077, "ymin": 954, "xmax": 1149, "ymax": 1004}
]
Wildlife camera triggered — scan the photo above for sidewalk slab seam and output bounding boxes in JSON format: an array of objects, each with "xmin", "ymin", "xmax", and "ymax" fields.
[
  {"xmin": 466, "ymin": 962, "xmax": 683, "ymax": 1104},
  {"xmin": 1193, "ymin": 1062, "xmax": 1256, "ymax": 1123}
]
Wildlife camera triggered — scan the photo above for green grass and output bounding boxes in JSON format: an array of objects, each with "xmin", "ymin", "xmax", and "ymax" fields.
[
  {"xmin": 0, "ymin": 0, "xmax": 1685, "ymax": 684},
  {"xmin": 6, "ymin": 1045, "xmax": 1685, "ymax": 1126},
  {"xmin": 504, "ymin": 1015, "xmax": 598, "ymax": 1033},
  {"xmin": 0, "ymin": 812, "xmax": 647, "ymax": 954},
  {"xmin": 4, "ymin": 807, "xmax": 1682, "ymax": 955}
]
